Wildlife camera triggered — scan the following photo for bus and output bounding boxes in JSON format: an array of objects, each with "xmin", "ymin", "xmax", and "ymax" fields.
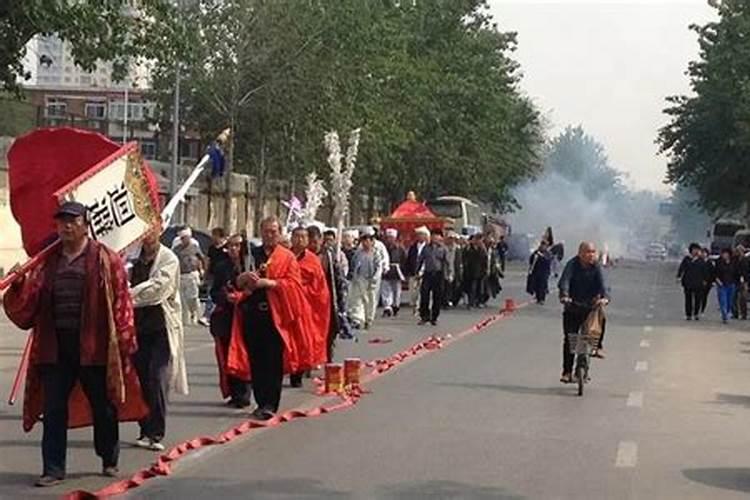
[
  {"xmin": 710, "ymin": 219, "xmax": 746, "ymax": 255},
  {"xmin": 425, "ymin": 196, "xmax": 483, "ymax": 234}
]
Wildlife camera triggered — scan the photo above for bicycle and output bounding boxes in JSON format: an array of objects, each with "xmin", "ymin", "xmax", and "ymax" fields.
[{"xmin": 562, "ymin": 299, "xmax": 606, "ymax": 397}]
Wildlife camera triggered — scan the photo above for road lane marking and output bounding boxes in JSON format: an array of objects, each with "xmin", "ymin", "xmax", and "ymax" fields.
[
  {"xmin": 635, "ymin": 361, "xmax": 649, "ymax": 372},
  {"xmin": 640, "ymin": 340, "xmax": 650, "ymax": 348},
  {"xmin": 648, "ymin": 304, "xmax": 655, "ymax": 310},
  {"xmin": 627, "ymin": 391, "xmax": 644, "ymax": 408},
  {"xmin": 644, "ymin": 326, "xmax": 653, "ymax": 333},
  {"xmin": 615, "ymin": 441, "xmax": 638, "ymax": 468},
  {"xmin": 646, "ymin": 314, "xmax": 654, "ymax": 320}
]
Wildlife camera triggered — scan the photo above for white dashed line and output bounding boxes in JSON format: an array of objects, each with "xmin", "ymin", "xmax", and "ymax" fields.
[
  {"xmin": 645, "ymin": 314, "xmax": 654, "ymax": 320},
  {"xmin": 635, "ymin": 361, "xmax": 649, "ymax": 372},
  {"xmin": 615, "ymin": 441, "xmax": 639, "ymax": 468},
  {"xmin": 648, "ymin": 304, "xmax": 655, "ymax": 310},
  {"xmin": 640, "ymin": 340, "xmax": 650, "ymax": 348},
  {"xmin": 643, "ymin": 326, "xmax": 653, "ymax": 333},
  {"xmin": 627, "ymin": 391, "xmax": 644, "ymax": 408}
]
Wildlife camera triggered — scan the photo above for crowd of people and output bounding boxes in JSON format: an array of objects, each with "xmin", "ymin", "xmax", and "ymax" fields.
[
  {"xmin": 2, "ymin": 201, "xmax": 524, "ymax": 487},
  {"xmin": 677, "ymin": 243, "xmax": 750, "ymax": 324}
]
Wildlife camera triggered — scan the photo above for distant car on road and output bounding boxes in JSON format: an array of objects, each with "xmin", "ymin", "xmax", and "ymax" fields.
[{"xmin": 645, "ymin": 242, "xmax": 667, "ymax": 261}]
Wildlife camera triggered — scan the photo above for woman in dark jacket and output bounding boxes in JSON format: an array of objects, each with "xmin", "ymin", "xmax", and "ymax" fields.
[
  {"xmin": 463, "ymin": 235, "xmax": 488, "ymax": 308},
  {"xmin": 527, "ymin": 241, "xmax": 552, "ymax": 304},
  {"xmin": 209, "ymin": 234, "xmax": 251, "ymax": 408},
  {"xmin": 677, "ymin": 243, "xmax": 709, "ymax": 321}
]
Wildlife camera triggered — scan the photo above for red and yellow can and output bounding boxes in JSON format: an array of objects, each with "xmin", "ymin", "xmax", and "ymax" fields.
[
  {"xmin": 344, "ymin": 358, "xmax": 361, "ymax": 386},
  {"xmin": 324, "ymin": 363, "xmax": 344, "ymax": 393}
]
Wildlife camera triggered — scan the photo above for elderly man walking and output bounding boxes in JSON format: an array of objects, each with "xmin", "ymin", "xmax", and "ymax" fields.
[
  {"xmin": 381, "ymin": 228, "xmax": 407, "ymax": 317},
  {"xmin": 172, "ymin": 227, "xmax": 205, "ymax": 325}
]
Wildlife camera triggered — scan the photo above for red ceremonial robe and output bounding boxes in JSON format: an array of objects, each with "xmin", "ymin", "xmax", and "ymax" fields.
[
  {"xmin": 226, "ymin": 245, "xmax": 314, "ymax": 380},
  {"xmin": 297, "ymin": 250, "xmax": 331, "ymax": 367},
  {"xmin": 2, "ymin": 240, "xmax": 148, "ymax": 432}
]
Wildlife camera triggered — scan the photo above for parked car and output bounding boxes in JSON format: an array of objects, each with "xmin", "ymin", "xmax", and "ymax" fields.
[{"xmin": 645, "ymin": 242, "xmax": 667, "ymax": 261}]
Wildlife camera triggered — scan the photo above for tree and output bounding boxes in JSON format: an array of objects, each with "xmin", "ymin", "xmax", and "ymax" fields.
[
  {"xmin": 150, "ymin": 0, "xmax": 544, "ymax": 229},
  {"xmin": 1, "ymin": 0, "xmax": 178, "ymax": 93},
  {"xmin": 658, "ymin": 0, "xmax": 750, "ymax": 216}
]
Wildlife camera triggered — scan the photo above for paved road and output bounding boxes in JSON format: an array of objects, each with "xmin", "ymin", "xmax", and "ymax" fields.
[{"xmin": 2, "ymin": 261, "xmax": 750, "ymax": 499}]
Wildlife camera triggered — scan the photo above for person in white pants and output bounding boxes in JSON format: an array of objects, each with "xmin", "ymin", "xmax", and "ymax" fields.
[{"xmin": 348, "ymin": 233, "xmax": 382, "ymax": 330}]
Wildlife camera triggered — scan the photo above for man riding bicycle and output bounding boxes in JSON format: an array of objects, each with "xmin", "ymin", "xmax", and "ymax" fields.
[{"xmin": 558, "ymin": 241, "xmax": 609, "ymax": 384}]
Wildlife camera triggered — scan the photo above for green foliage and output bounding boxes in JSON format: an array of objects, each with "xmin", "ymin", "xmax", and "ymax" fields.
[
  {"xmin": 658, "ymin": 0, "xmax": 750, "ymax": 216},
  {"xmin": 0, "ymin": 94, "xmax": 35, "ymax": 136},
  {"xmin": 148, "ymin": 0, "xmax": 543, "ymax": 211},
  {"xmin": 544, "ymin": 125, "xmax": 627, "ymax": 204},
  {"xmin": 1, "ymin": 0, "xmax": 177, "ymax": 93}
]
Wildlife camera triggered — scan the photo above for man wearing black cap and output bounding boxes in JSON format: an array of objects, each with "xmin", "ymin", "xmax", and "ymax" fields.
[{"xmin": 3, "ymin": 201, "xmax": 146, "ymax": 486}]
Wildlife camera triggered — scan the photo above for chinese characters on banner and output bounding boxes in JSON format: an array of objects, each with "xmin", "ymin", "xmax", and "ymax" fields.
[
  {"xmin": 54, "ymin": 143, "xmax": 158, "ymax": 253},
  {"xmin": 87, "ymin": 182, "xmax": 137, "ymax": 240}
]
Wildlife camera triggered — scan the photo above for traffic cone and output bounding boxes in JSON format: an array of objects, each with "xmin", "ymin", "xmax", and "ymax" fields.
[{"xmin": 504, "ymin": 298, "xmax": 517, "ymax": 312}]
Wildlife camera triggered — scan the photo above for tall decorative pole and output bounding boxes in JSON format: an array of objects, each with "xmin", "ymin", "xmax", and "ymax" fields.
[
  {"xmin": 327, "ymin": 128, "xmax": 361, "ymax": 246},
  {"xmin": 301, "ymin": 171, "xmax": 328, "ymax": 225}
]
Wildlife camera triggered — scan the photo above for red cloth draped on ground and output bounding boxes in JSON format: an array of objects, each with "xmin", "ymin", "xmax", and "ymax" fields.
[
  {"xmin": 297, "ymin": 250, "xmax": 331, "ymax": 366},
  {"xmin": 225, "ymin": 245, "xmax": 313, "ymax": 380},
  {"xmin": 2, "ymin": 240, "xmax": 148, "ymax": 431}
]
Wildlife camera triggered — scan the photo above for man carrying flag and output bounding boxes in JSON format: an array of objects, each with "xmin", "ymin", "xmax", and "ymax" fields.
[{"xmin": 3, "ymin": 201, "xmax": 146, "ymax": 487}]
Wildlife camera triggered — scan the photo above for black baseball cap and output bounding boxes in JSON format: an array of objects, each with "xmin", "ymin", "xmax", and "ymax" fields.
[{"xmin": 54, "ymin": 201, "xmax": 87, "ymax": 219}]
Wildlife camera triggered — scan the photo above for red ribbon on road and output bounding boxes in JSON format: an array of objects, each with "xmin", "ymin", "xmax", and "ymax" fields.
[{"xmin": 64, "ymin": 302, "xmax": 525, "ymax": 499}]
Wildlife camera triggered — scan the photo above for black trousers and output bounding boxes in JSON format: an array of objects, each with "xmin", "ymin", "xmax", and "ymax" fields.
[
  {"xmin": 39, "ymin": 362, "xmax": 119, "ymax": 478},
  {"xmin": 133, "ymin": 329, "xmax": 170, "ymax": 442},
  {"xmin": 562, "ymin": 307, "xmax": 606, "ymax": 374},
  {"xmin": 420, "ymin": 271, "xmax": 444, "ymax": 322},
  {"xmin": 683, "ymin": 287, "xmax": 701, "ymax": 318},
  {"xmin": 700, "ymin": 286, "xmax": 711, "ymax": 314},
  {"xmin": 466, "ymin": 278, "xmax": 482, "ymax": 307},
  {"xmin": 245, "ymin": 308, "xmax": 283, "ymax": 412}
]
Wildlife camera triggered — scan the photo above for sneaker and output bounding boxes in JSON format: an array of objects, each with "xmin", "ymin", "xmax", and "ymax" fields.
[
  {"xmin": 134, "ymin": 436, "xmax": 151, "ymax": 449},
  {"xmin": 102, "ymin": 466, "xmax": 119, "ymax": 478},
  {"xmin": 418, "ymin": 319, "xmax": 428, "ymax": 325},
  {"xmin": 35, "ymin": 475, "xmax": 64, "ymax": 487},
  {"xmin": 686, "ymin": 316, "xmax": 692, "ymax": 321},
  {"xmin": 147, "ymin": 440, "xmax": 166, "ymax": 452},
  {"xmin": 197, "ymin": 317, "xmax": 210, "ymax": 327},
  {"xmin": 430, "ymin": 320, "xmax": 437, "ymax": 326},
  {"xmin": 560, "ymin": 373, "xmax": 573, "ymax": 384}
]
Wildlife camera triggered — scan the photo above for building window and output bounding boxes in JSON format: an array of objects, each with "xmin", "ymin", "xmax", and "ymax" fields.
[
  {"xmin": 140, "ymin": 141, "xmax": 157, "ymax": 159},
  {"xmin": 46, "ymin": 98, "xmax": 67, "ymax": 118},
  {"xmin": 79, "ymin": 75, "xmax": 91, "ymax": 85},
  {"xmin": 180, "ymin": 140, "xmax": 199, "ymax": 160},
  {"xmin": 85, "ymin": 102, "xmax": 106, "ymax": 119}
]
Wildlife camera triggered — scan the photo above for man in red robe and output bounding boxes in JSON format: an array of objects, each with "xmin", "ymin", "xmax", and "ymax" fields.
[
  {"xmin": 227, "ymin": 216, "xmax": 312, "ymax": 421},
  {"xmin": 2, "ymin": 201, "xmax": 146, "ymax": 487},
  {"xmin": 289, "ymin": 226, "xmax": 331, "ymax": 387}
]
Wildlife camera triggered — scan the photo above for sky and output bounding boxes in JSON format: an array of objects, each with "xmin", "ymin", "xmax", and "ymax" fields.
[{"xmin": 488, "ymin": 0, "xmax": 717, "ymax": 193}]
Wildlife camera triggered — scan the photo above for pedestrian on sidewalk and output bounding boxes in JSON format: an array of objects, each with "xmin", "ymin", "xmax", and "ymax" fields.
[
  {"xmin": 233, "ymin": 216, "xmax": 312, "ymax": 421},
  {"xmin": 733, "ymin": 246, "xmax": 748, "ymax": 320},
  {"xmin": 443, "ymin": 231, "xmax": 461, "ymax": 308},
  {"xmin": 417, "ymin": 229, "xmax": 449, "ymax": 326},
  {"xmin": 381, "ymin": 228, "xmax": 407, "ymax": 317},
  {"xmin": 289, "ymin": 226, "xmax": 330, "ymax": 387},
  {"xmin": 405, "ymin": 226, "xmax": 430, "ymax": 315},
  {"xmin": 173, "ymin": 227, "xmax": 205, "ymax": 325},
  {"xmin": 129, "ymin": 226, "xmax": 189, "ymax": 452},
  {"xmin": 527, "ymin": 241, "xmax": 552, "ymax": 305},
  {"xmin": 677, "ymin": 243, "xmax": 708, "ymax": 321},
  {"xmin": 715, "ymin": 248, "xmax": 739, "ymax": 324},
  {"xmin": 2, "ymin": 201, "xmax": 147, "ymax": 487},
  {"xmin": 371, "ymin": 225, "xmax": 390, "ymax": 321},
  {"xmin": 463, "ymin": 233, "xmax": 488, "ymax": 308},
  {"xmin": 199, "ymin": 227, "xmax": 227, "ymax": 327},
  {"xmin": 209, "ymin": 234, "xmax": 251, "ymax": 408},
  {"xmin": 699, "ymin": 247, "xmax": 715, "ymax": 316},
  {"xmin": 319, "ymin": 228, "xmax": 355, "ymax": 343},
  {"xmin": 496, "ymin": 234, "xmax": 509, "ymax": 274},
  {"xmin": 348, "ymin": 233, "xmax": 382, "ymax": 330}
]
